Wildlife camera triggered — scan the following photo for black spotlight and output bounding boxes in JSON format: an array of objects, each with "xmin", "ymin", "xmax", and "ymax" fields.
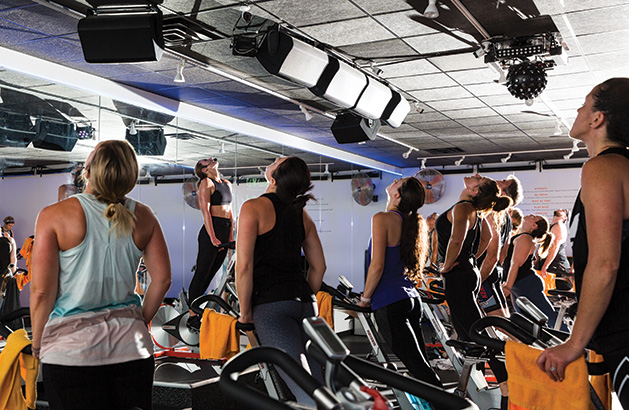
[
  {"xmin": 125, "ymin": 128, "xmax": 166, "ymax": 155},
  {"xmin": 506, "ymin": 61, "xmax": 548, "ymax": 101}
]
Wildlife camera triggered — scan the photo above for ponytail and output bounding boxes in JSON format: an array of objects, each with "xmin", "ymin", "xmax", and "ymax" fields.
[
  {"xmin": 493, "ymin": 196, "xmax": 511, "ymax": 212},
  {"xmin": 400, "ymin": 212, "xmax": 428, "ymax": 284},
  {"xmin": 272, "ymin": 157, "xmax": 315, "ymax": 210},
  {"xmin": 537, "ymin": 232, "xmax": 554, "ymax": 258},
  {"xmin": 88, "ymin": 140, "xmax": 138, "ymax": 237},
  {"xmin": 530, "ymin": 215, "xmax": 553, "ymax": 258},
  {"xmin": 473, "ymin": 179, "xmax": 513, "ymax": 213},
  {"xmin": 194, "ymin": 160, "xmax": 207, "ymax": 189}
]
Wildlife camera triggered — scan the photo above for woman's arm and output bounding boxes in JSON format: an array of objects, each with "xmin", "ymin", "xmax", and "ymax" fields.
[
  {"xmin": 430, "ymin": 231, "xmax": 439, "ymax": 265},
  {"xmin": 138, "ymin": 206, "xmax": 172, "ymax": 324},
  {"xmin": 537, "ymin": 157, "xmax": 624, "ymax": 381},
  {"xmin": 302, "ymin": 210, "xmax": 326, "ymax": 293},
  {"xmin": 30, "ymin": 206, "xmax": 61, "ymax": 357},
  {"xmin": 8, "ymin": 236, "xmax": 17, "ymax": 274},
  {"xmin": 479, "ymin": 216, "xmax": 499, "ymax": 282},
  {"xmin": 475, "ymin": 216, "xmax": 493, "ymax": 260},
  {"xmin": 441, "ymin": 203, "xmax": 471, "ymax": 273},
  {"xmin": 199, "ymin": 181, "xmax": 221, "ymax": 247},
  {"xmin": 235, "ymin": 199, "xmax": 258, "ymax": 323},
  {"xmin": 359, "ymin": 212, "xmax": 388, "ymax": 307},
  {"xmin": 502, "ymin": 235, "xmax": 532, "ymax": 297}
]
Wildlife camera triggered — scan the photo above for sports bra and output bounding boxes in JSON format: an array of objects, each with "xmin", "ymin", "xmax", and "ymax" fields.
[{"xmin": 209, "ymin": 179, "xmax": 232, "ymax": 206}]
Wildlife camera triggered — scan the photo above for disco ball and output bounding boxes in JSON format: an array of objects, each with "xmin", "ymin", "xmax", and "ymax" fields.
[{"xmin": 506, "ymin": 61, "xmax": 548, "ymax": 101}]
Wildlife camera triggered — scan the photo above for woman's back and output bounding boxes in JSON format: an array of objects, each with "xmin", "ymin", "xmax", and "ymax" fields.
[
  {"xmin": 52, "ymin": 193, "xmax": 143, "ymax": 318},
  {"xmin": 435, "ymin": 201, "xmax": 479, "ymax": 264}
]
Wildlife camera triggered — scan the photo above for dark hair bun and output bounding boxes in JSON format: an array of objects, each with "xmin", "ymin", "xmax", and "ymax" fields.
[{"xmin": 493, "ymin": 196, "xmax": 512, "ymax": 212}]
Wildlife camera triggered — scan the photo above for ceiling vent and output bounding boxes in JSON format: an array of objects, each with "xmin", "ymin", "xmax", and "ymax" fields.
[{"xmin": 162, "ymin": 16, "xmax": 225, "ymax": 47}]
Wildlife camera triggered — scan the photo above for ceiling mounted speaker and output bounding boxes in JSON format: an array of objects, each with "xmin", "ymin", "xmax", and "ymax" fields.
[
  {"xmin": 506, "ymin": 61, "xmax": 548, "ymax": 101},
  {"xmin": 0, "ymin": 111, "xmax": 34, "ymax": 148},
  {"xmin": 78, "ymin": 7, "xmax": 164, "ymax": 63},
  {"xmin": 331, "ymin": 112, "xmax": 380, "ymax": 144},
  {"xmin": 256, "ymin": 28, "xmax": 328, "ymax": 88},
  {"xmin": 32, "ymin": 119, "xmax": 78, "ymax": 151},
  {"xmin": 125, "ymin": 128, "xmax": 166, "ymax": 155}
]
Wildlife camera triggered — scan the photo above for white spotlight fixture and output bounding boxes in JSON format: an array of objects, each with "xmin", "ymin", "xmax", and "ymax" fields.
[
  {"xmin": 563, "ymin": 152, "xmax": 574, "ymax": 160},
  {"xmin": 571, "ymin": 139, "xmax": 579, "ymax": 152},
  {"xmin": 553, "ymin": 118, "xmax": 563, "ymax": 136},
  {"xmin": 423, "ymin": 0, "xmax": 439, "ymax": 18},
  {"xmin": 369, "ymin": 61, "xmax": 383, "ymax": 76},
  {"xmin": 0, "ymin": 88, "xmax": 3, "ymax": 104},
  {"xmin": 174, "ymin": 59, "xmax": 186, "ymax": 83},
  {"xmin": 129, "ymin": 119, "xmax": 138, "ymax": 136},
  {"xmin": 219, "ymin": 142, "xmax": 226, "ymax": 154},
  {"xmin": 501, "ymin": 153, "xmax": 512, "ymax": 163},
  {"xmin": 402, "ymin": 148, "xmax": 413, "ymax": 159},
  {"xmin": 454, "ymin": 156, "xmax": 465, "ymax": 166},
  {"xmin": 412, "ymin": 100, "xmax": 425, "ymax": 114},
  {"xmin": 299, "ymin": 105, "xmax": 313, "ymax": 121},
  {"xmin": 421, "ymin": 158, "xmax": 426, "ymax": 170}
]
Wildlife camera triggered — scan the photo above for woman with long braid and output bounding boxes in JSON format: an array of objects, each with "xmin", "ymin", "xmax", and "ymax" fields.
[{"xmin": 357, "ymin": 177, "xmax": 442, "ymax": 388}]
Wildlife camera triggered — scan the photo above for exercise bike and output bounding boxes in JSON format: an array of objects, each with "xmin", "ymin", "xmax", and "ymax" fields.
[{"xmin": 220, "ymin": 315, "xmax": 479, "ymax": 410}]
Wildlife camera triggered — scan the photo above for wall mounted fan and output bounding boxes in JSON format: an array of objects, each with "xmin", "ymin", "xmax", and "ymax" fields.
[
  {"xmin": 351, "ymin": 173, "xmax": 375, "ymax": 206},
  {"xmin": 182, "ymin": 176, "xmax": 200, "ymax": 209},
  {"xmin": 414, "ymin": 168, "xmax": 446, "ymax": 204}
]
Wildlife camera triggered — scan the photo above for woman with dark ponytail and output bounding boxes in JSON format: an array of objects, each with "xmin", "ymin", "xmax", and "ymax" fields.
[
  {"xmin": 357, "ymin": 177, "xmax": 442, "ymax": 388},
  {"xmin": 502, "ymin": 214, "xmax": 566, "ymax": 331},
  {"xmin": 235, "ymin": 156, "xmax": 326, "ymax": 406},
  {"xmin": 436, "ymin": 173, "xmax": 511, "ymax": 407},
  {"xmin": 538, "ymin": 79, "xmax": 629, "ymax": 405},
  {"xmin": 188, "ymin": 157, "xmax": 233, "ymax": 315}
]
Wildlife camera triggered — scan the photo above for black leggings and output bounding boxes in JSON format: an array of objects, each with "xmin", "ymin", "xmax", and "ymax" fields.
[
  {"xmin": 43, "ymin": 357, "xmax": 154, "ymax": 410},
  {"xmin": 374, "ymin": 297, "xmax": 443, "ymax": 388},
  {"xmin": 604, "ymin": 350, "xmax": 629, "ymax": 409},
  {"xmin": 188, "ymin": 217, "xmax": 231, "ymax": 303},
  {"xmin": 444, "ymin": 262, "xmax": 508, "ymax": 384}
]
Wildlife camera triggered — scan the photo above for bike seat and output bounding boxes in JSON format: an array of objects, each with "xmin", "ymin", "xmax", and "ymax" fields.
[{"xmin": 446, "ymin": 339, "xmax": 487, "ymax": 357}]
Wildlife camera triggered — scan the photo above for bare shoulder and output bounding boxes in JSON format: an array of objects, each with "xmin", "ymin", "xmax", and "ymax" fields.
[
  {"xmin": 133, "ymin": 201, "xmax": 158, "ymax": 223},
  {"xmin": 39, "ymin": 197, "xmax": 81, "ymax": 222},
  {"xmin": 241, "ymin": 196, "xmax": 272, "ymax": 214}
]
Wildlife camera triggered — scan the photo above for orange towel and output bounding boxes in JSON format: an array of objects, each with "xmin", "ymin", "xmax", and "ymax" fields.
[
  {"xmin": 505, "ymin": 340, "xmax": 591, "ymax": 410},
  {"xmin": 589, "ymin": 351, "xmax": 612, "ymax": 410},
  {"xmin": 199, "ymin": 309, "xmax": 240, "ymax": 361},
  {"xmin": 16, "ymin": 236, "xmax": 34, "ymax": 291},
  {"xmin": 0, "ymin": 329, "xmax": 39, "ymax": 410},
  {"xmin": 316, "ymin": 291, "xmax": 334, "ymax": 330}
]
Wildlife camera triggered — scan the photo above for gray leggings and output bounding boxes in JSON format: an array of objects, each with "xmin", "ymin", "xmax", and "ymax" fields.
[{"xmin": 253, "ymin": 299, "xmax": 323, "ymax": 406}]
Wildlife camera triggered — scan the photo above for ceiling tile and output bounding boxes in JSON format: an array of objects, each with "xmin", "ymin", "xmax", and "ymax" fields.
[
  {"xmin": 389, "ymin": 73, "xmax": 457, "ymax": 90},
  {"xmin": 375, "ymin": 10, "xmax": 442, "ymax": 37},
  {"xmin": 447, "ymin": 67, "xmax": 498, "ymax": 85},
  {"xmin": 427, "ymin": 97, "xmax": 487, "ymax": 111},
  {"xmin": 352, "ymin": 0, "xmax": 413, "ymax": 15},
  {"xmin": 404, "ymin": 32, "xmax": 477, "ymax": 55},
  {"xmin": 410, "ymin": 86, "xmax": 473, "ymax": 102},
  {"xmin": 301, "ymin": 17, "xmax": 394, "ymax": 46},
  {"xmin": 563, "ymin": 4, "xmax": 629, "ymax": 36},
  {"xmin": 265, "ymin": 0, "xmax": 365, "ymax": 27}
]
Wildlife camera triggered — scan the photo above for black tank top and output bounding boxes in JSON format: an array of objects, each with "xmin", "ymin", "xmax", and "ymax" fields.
[
  {"xmin": 435, "ymin": 200, "xmax": 480, "ymax": 265},
  {"xmin": 209, "ymin": 179, "xmax": 232, "ymax": 205},
  {"xmin": 251, "ymin": 193, "xmax": 313, "ymax": 306},
  {"xmin": 503, "ymin": 232, "xmax": 535, "ymax": 282},
  {"xmin": 545, "ymin": 222, "xmax": 571, "ymax": 274},
  {"xmin": 572, "ymin": 146, "xmax": 629, "ymax": 354}
]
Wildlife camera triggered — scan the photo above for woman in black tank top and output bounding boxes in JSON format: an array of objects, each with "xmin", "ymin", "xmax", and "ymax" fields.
[
  {"xmin": 188, "ymin": 157, "xmax": 234, "ymax": 314},
  {"xmin": 537, "ymin": 79, "xmax": 629, "ymax": 409},
  {"xmin": 502, "ymin": 214, "xmax": 564, "ymax": 330},
  {"xmin": 436, "ymin": 173, "xmax": 512, "ymax": 404}
]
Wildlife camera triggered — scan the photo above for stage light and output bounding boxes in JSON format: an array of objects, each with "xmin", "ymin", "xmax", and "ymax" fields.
[
  {"xmin": 424, "ymin": 0, "xmax": 439, "ymax": 18},
  {"xmin": 354, "ymin": 76, "xmax": 392, "ymax": 120},
  {"xmin": 421, "ymin": 158, "xmax": 426, "ymax": 170},
  {"xmin": 381, "ymin": 90, "xmax": 410, "ymax": 128},
  {"xmin": 129, "ymin": 120, "xmax": 138, "ymax": 136},
  {"xmin": 402, "ymin": 148, "xmax": 413, "ymax": 159},
  {"xmin": 256, "ymin": 28, "xmax": 328, "ymax": 88},
  {"xmin": 506, "ymin": 61, "xmax": 548, "ymax": 101},
  {"xmin": 309, "ymin": 57, "xmax": 368, "ymax": 110},
  {"xmin": 174, "ymin": 59, "xmax": 186, "ymax": 83},
  {"xmin": 553, "ymin": 118, "xmax": 562, "ymax": 135},
  {"xmin": 501, "ymin": 153, "xmax": 512, "ymax": 163},
  {"xmin": 454, "ymin": 156, "xmax": 465, "ymax": 166},
  {"xmin": 219, "ymin": 142, "xmax": 226, "ymax": 154}
]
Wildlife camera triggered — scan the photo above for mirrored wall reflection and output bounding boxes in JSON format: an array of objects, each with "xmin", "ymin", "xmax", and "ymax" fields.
[{"xmin": 0, "ymin": 67, "xmax": 395, "ymax": 299}]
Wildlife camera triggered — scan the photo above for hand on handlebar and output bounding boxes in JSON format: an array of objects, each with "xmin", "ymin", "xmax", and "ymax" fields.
[
  {"xmin": 439, "ymin": 261, "xmax": 458, "ymax": 274},
  {"xmin": 356, "ymin": 300, "xmax": 371, "ymax": 308}
]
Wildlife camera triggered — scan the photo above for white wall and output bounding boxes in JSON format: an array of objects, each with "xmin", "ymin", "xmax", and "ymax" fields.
[{"xmin": 0, "ymin": 166, "xmax": 581, "ymax": 306}]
